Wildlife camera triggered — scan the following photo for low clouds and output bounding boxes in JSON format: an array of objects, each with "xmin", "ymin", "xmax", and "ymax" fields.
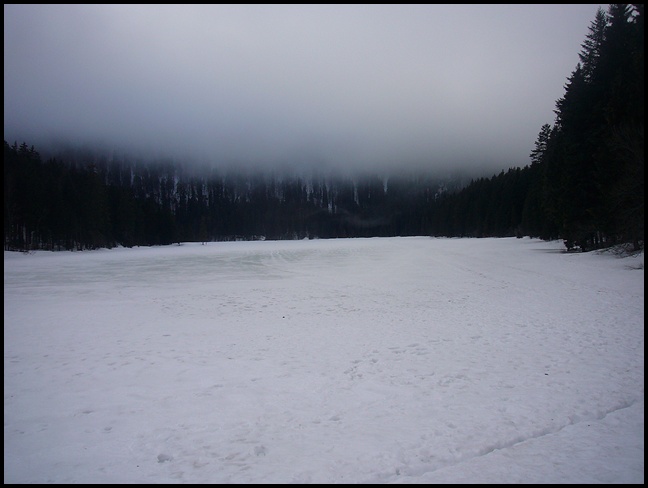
[{"xmin": 4, "ymin": 4, "xmax": 604, "ymax": 175}]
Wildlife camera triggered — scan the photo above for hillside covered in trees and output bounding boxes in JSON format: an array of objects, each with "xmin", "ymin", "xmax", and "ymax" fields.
[{"xmin": 4, "ymin": 4, "xmax": 643, "ymax": 253}]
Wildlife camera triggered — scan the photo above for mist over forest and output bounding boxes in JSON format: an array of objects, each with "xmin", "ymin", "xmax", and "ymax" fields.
[
  {"xmin": 6, "ymin": 5, "xmax": 603, "ymax": 177},
  {"xmin": 4, "ymin": 4, "xmax": 644, "ymax": 253}
]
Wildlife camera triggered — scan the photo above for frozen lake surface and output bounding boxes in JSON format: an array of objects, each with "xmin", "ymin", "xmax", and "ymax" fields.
[{"xmin": 4, "ymin": 236, "xmax": 644, "ymax": 483}]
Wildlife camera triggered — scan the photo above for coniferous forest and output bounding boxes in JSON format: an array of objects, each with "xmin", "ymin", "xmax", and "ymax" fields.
[{"xmin": 4, "ymin": 5, "xmax": 643, "ymax": 253}]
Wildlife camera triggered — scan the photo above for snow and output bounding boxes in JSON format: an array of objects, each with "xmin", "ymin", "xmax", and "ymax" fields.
[{"xmin": 4, "ymin": 236, "xmax": 644, "ymax": 484}]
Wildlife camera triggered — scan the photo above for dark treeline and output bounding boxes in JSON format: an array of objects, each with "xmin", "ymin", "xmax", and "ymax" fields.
[
  {"xmin": 431, "ymin": 4, "xmax": 644, "ymax": 251},
  {"xmin": 4, "ymin": 141, "xmax": 462, "ymax": 250},
  {"xmin": 4, "ymin": 4, "xmax": 643, "ymax": 252}
]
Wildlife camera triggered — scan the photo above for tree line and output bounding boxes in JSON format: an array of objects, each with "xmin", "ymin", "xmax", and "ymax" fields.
[
  {"xmin": 3, "ymin": 141, "xmax": 462, "ymax": 250},
  {"xmin": 430, "ymin": 4, "xmax": 643, "ymax": 251},
  {"xmin": 4, "ymin": 4, "xmax": 643, "ymax": 252}
]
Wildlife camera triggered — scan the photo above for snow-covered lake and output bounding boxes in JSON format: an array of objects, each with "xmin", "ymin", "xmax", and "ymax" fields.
[{"xmin": 4, "ymin": 236, "xmax": 644, "ymax": 483}]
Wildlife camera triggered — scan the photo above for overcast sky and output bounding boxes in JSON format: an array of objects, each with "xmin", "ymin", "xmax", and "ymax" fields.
[{"xmin": 4, "ymin": 4, "xmax": 606, "ymax": 175}]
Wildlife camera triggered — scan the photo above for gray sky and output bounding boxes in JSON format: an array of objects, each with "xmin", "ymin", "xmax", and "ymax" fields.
[{"xmin": 4, "ymin": 4, "xmax": 606, "ymax": 175}]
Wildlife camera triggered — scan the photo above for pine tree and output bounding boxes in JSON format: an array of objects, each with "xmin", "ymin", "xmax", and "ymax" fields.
[
  {"xmin": 579, "ymin": 7, "xmax": 608, "ymax": 83},
  {"xmin": 529, "ymin": 124, "xmax": 552, "ymax": 166}
]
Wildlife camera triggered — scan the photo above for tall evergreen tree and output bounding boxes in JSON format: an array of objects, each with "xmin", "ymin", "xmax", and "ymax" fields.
[
  {"xmin": 529, "ymin": 124, "xmax": 552, "ymax": 166},
  {"xmin": 579, "ymin": 7, "xmax": 608, "ymax": 83}
]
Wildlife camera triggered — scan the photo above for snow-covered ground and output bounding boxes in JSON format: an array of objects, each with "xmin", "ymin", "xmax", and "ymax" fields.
[{"xmin": 4, "ymin": 236, "xmax": 644, "ymax": 484}]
